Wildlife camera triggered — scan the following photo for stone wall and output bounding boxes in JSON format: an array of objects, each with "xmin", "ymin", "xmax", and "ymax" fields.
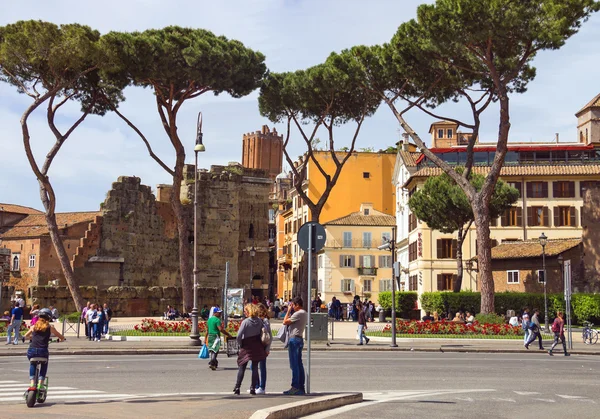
[
  {"xmin": 582, "ymin": 187, "xmax": 600, "ymax": 291},
  {"xmin": 29, "ymin": 285, "xmax": 222, "ymax": 317}
]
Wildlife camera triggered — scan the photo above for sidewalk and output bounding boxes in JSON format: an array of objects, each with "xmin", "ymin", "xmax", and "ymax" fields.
[{"xmin": 2, "ymin": 317, "xmax": 598, "ymax": 356}]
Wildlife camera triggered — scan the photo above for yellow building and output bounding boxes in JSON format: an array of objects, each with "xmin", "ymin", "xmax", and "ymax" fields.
[
  {"xmin": 276, "ymin": 151, "xmax": 397, "ymax": 299},
  {"xmin": 395, "ymin": 93, "xmax": 600, "ymax": 307},
  {"xmin": 318, "ymin": 204, "xmax": 395, "ymax": 305}
]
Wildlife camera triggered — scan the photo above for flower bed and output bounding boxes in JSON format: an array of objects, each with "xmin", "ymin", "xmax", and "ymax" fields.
[
  {"xmin": 111, "ymin": 318, "xmax": 242, "ymax": 336},
  {"xmin": 376, "ymin": 320, "xmax": 523, "ymax": 337}
]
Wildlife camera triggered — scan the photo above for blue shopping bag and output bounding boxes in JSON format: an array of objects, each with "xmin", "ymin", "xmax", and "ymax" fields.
[{"xmin": 199, "ymin": 344, "xmax": 209, "ymax": 359}]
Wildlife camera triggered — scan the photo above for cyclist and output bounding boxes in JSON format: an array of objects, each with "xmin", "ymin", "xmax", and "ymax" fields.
[{"xmin": 23, "ymin": 308, "xmax": 65, "ymax": 390}]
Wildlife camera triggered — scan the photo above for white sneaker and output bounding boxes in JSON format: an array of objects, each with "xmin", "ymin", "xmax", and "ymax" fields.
[
  {"xmin": 246, "ymin": 389, "xmax": 251, "ymax": 394},
  {"xmin": 255, "ymin": 388, "xmax": 265, "ymax": 395}
]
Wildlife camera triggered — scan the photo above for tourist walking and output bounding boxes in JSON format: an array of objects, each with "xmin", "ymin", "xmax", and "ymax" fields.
[
  {"xmin": 282, "ymin": 296, "xmax": 307, "ymax": 395},
  {"xmin": 549, "ymin": 311, "xmax": 570, "ymax": 356},
  {"xmin": 248, "ymin": 303, "xmax": 271, "ymax": 394},
  {"xmin": 522, "ymin": 313, "xmax": 531, "ymax": 345},
  {"xmin": 233, "ymin": 304, "xmax": 267, "ymax": 395},
  {"xmin": 525, "ymin": 308, "xmax": 544, "ymax": 350},
  {"xmin": 357, "ymin": 302, "xmax": 369, "ymax": 345},
  {"xmin": 6, "ymin": 301, "xmax": 23, "ymax": 345},
  {"xmin": 205, "ymin": 307, "xmax": 232, "ymax": 370}
]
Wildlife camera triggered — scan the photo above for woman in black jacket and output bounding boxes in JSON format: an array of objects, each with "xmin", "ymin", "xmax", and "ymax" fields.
[{"xmin": 233, "ymin": 304, "xmax": 267, "ymax": 395}]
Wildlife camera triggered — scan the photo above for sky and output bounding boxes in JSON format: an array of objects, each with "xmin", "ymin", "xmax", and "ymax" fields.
[{"xmin": 1, "ymin": 0, "xmax": 599, "ymax": 212}]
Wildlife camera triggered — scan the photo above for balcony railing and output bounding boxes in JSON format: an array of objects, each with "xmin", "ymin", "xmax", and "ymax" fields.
[
  {"xmin": 326, "ymin": 238, "xmax": 389, "ymax": 249},
  {"xmin": 278, "ymin": 254, "xmax": 292, "ymax": 266},
  {"xmin": 358, "ymin": 267, "xmax": 378, "ymax": 276}
]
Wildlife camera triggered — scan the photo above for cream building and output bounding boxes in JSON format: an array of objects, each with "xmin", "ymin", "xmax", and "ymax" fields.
[
  {"xmin": 317, "ymin": 204, "xmax": 395, "ymax": 305},
  {"xmin": 393, "ymin": 93, "xmax": 600, "ymax": 306}
]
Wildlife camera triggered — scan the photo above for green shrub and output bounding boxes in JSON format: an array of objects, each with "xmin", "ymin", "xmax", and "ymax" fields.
[
  {"xmin": 571, "ymin": 294, "xmax": 600, "ymax": 324},
  {"xmin": 475, "ymin": 313, "xmax": 505, "ymax": 325},
  {"xmin": 420, "ymin": 291, "xmax": 480, "ymax": 316},
  {"xmin": 378, "ymin": 292, "xmax": 418, "ymax": 318},
  {"xmin": 59, "ymin": 312, "xmax": 81, "ymax": 323},
  {"xmin": 420, "ymin": 292, "xmax": 445, "ymax": 314}
]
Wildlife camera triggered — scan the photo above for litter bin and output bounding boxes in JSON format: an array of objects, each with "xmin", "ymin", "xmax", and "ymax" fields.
[
  {"xmin": 379, "ymin": 309, "xmax": 386, "ymax": 322},
  {"xmin": 310, "ymin": 313, "xmax": 329, "ymax": 341}
]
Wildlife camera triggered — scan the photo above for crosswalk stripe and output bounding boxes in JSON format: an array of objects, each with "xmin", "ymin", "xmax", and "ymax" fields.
[
  {"xmin": 0, "ymin": 393, "xmax": 134, "ymax": 403},
  {"xmin": 0, "ymin": 381, "xmax": 19, "ymax": 384},
  {"xmin": 1, "ymin": 390, "xmax": 103, "ymax": 397},
  {"xmin": 0, "ymin": 385, "xmax": 74, "ymax": 390}
]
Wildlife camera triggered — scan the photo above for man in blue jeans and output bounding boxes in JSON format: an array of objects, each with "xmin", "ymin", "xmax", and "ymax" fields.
[
  {"xmin": 6, "ymin": 301, "xmax": 23, "ymax": 345},
  {"xmin": 282, "ymin": 296, "xmax": 307, "ymax": 395}
]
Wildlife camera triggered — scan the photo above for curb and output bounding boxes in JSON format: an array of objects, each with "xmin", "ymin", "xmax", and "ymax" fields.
[{"xmin": 249, "ymin": 393, "xmax": 362, "ymax": 419}]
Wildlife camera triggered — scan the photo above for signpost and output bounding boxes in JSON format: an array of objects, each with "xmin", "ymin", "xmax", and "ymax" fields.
[
  {"xmin": 563, "ymin": 259, "xmax": 573, "ymax": 349},
  {"xmin": 297, "ymin": 221, "xmax": 326, "ymax": 395}
]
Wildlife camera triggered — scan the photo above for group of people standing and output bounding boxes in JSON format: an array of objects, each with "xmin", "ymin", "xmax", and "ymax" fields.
[{"xmin": 80, "ymin": 302, "xmax": 113, "ymax": 342}]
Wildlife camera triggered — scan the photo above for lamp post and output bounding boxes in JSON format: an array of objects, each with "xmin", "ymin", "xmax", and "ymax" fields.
[
  {"xmin": 378, "ymin": 227, "xmax": 397, "ymax": 347},
  {"xmin": 249, "ymin": 245, "xmax": 256, "ymax": 302},
  {"xmin": 190, "ymin": 112, "xmax": 205, "ymax": 346},
  {"xmin": 539, "ymin": 232, "xmax": 549, "ymax": 332}
]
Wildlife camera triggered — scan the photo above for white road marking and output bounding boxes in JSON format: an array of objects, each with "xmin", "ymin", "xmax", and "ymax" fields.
[
  {"xmin": 514, "ymin": 391, "xmax": 541, "ymax": 396},
  {"xmin": 0, "ymin": 393, "xmax": 135, "ymax": 403},
  {"xmin": 556, "ymin": 394, "xmax": 587, "ymax": 399},
  {"xmin": 533, "ymin": 398, "xmax": 556, "ymax": 403},
  {"xmin": 492, "ymin": 398, "xmax": 516, "ymax": 403}
]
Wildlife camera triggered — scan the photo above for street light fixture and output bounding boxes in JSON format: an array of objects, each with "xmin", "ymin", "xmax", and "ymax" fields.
[
  {"xmin": 190, "ymin": 112, "xmax": 205, "ymax": 346},
  {"xmin": 378, "ymin": 227, "xmax": 398, "ymax": 348},
  {"xmin": 539, "ymin": 232, "xmax": 549, "ymax": 332},
  {"xmin": 249, "ymin": 245, "xmax": 256, "ymax": 302}
]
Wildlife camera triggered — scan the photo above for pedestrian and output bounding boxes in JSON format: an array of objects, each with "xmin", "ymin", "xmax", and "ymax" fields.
[
  {"xmin": 248, "ymin": 303, "xmax": 271, "ymax": 394},
  {"xmin": 49, "ymin": 305, "xmax": 59, "ymax": 321},
  {"xmin": 333, "ymin": 297, "xmax": 341, "ymax": 321},
  {"xmin": 15, "ymin": 293, "xmax": 25, "ymax": 309},
  {"xmin": 549, "ymin": 311, "xmax": 570, "ymax": 356},
  {"xmin": 6, "ymin": 301, "xmax": 23, "ymax": 345},
  {"xmin": 357, "ymin": 302, "xmax": 370, "ymax": 345},
  {"xmin": 525, "ymin": 308, "xmax": 544, "ymax": 350},
  {"xmin": 93, "ymin": 304, "xmax": 105, "ymax": 342},
  {"xmin": 282, "ymin": 296, "xmax": 308, "ymax": 395},
  {"xmin": 81, "ymin": 301, "xmax": 91, "ymax": 338},
  {"xmin": 86, "ymin": 303, "xmax": 97, "ymax": 341},
  {"xmin": 233, "ymin": 304, "xmax": 267, "ymax": 395},
  {"xmin": 205, "ymin": 307, "xmax": 232, "ymax": 370},
  {"xmin": 30, "ymin": 304, "xmax": 41, "ymax": 326},
  {"xmin": 103, "ymin": 303, "xmax": 113, "ymax": 335},
  {"xmin": 522, "ymin": 312, "xmax": 531, "ymax": 345},
  {"xmin": 23, "ymin": 308, "xmax": 65, "ymax": 391}
]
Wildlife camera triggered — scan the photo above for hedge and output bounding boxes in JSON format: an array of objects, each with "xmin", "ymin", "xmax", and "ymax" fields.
[
  {"xmin": 419, "ymin": 292, "xmax": 600, "ymax": 324},
  {"xmin": 378, "ymin": 292, "xmax": 418, "ymax": 318}
]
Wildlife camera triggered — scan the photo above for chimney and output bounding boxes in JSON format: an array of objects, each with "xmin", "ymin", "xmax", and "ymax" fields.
[
  {"xmin": 555, "ymin": 133, "xmax": 559, "ymax": 143},
  {"xmin": 401, "ymin": 133, "xmax": 409, "ymax": 151}
]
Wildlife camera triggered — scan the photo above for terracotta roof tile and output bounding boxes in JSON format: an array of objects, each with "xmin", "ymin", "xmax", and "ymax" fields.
[
  {"xmin": 0, "ymin": 203, "xmax": 43, "ymax": 215},
  {"xmin": 399, "ymin": 151, "xmax": 421, "ymax": 167},
  {"xmin": 405, "ymin": 164, "xmax": 600, "ymax": 187},
  {"xmin": 325, "ymin": 209, "xmax": 396, "ymax": 226},
  {"xmin": 0, "ymin": 212, "xmax": 101, "ymax": 239},
  {"xmin": 576, "ymin": 93, "xmax": 600, "ymax": 115},
  {"xmin": 491, "ymin": 238, "xmax": 581, "ymax": 260}
]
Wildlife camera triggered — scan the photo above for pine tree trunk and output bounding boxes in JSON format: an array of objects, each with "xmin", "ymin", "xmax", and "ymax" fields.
[
  {"xmin": 473, "ymin": 204, "xmax": 494, "ymax": 313},
  {"xmin": 453, "ymin": 229, "xmax": 464, "ymax": 293}
]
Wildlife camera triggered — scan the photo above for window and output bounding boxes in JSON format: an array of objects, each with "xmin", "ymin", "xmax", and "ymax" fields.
[
  {"xmin": 343, "ymin": 232, "xmax": 352, "ymax": 247},
  {"xmin": 341, "ymin": 279, "xmax": 354, "ymax": 293},
  {"xmin": 381, "ymin": 232, "xmax": 391, "ymax": 243},
  {"xmin": 507, "ymin": 182, "xmax": 522, "ymax": 198},
  {"xmin": 268, "ymin": 209, "xmax": 275, "ymax": 223},
  {"xmin": 580, "ymin": 181, "xmax": 600, "ymax": 197},
  {"xmin": 554, "ymin": 206, "xmax": 578, "ymax": 227},
  {"xmin": 446, "ymin": 128, "xmax": 453, "ymax": 138},
  {"xmin": 379, "ymin": 279, "xmax": 392, "ymax": 292},
  {"xmin": 436, "ymin": 239, "xmax": 457, "ymax": 259},
  {"xmin": 29, "ymin": 254, "xmax": 36, "ymax": 268},
  {"xmin": 248, "ymin": 223, "xmax": 254, "ymax": 239},
  {"xmin": 379, "ymin": 255, "xmax": 392, "ymax": 268},
  {"xmin": 553, "ymin": 181, "xmax": 575, "ymax": 198},
  {"xmin": 501, "ymin": 207, "xmax": 523, "ymax": 227},
  {"xmin": 362, "ymin": 232, "xmax": 372, "ymax": 248},
  {"xmin": 363, "ymin": 172, "xmax": 370, "ymax": 179},
  {"xmin": 360, "ymin": 255, "xmax": 374, "ymax": 268},
  {"xmin": 363, "ymin": 208, "xmax": 370, "ymax": 215},
  {"xmin": 527, "ymin": 206, "xmax": 549, "ymax": 227},
  {"xmin": 437, "ymin": 129, "xmax": 444, "ymax": 138},
  {"xmin": 437, "ymin": 274, "xmax": 454, "ymax": 291},
  {"xmin": 409, "ymin": 275, "xmax": 418, "ymax": 291},
  {"xmin": 12, "ymin": 254, "xmax": 20, "ymax": 271},
  {"xmin": 340, "ymin": 255, "xmax": 355, "ymax": 268},
  {"xmin": 408, "ymin": 213, "xmax": 417, "ymax": 231},
  {"xmin": 537, "ymin": 269, "xmax": 546, "ymax": 284},
  {"xmin": 318, "ymin": 255, "xmax": 324, "ymax": 269},
  {"xmin": 363, "ymin": 279, "xmax": 372, "ymax": 292},
  {"xmin": 409, "ymin": 241, "xmax": 418, "ymax": 262},
  {"xmin": 526, "ymin": 182, "xmax": 548, "ymax": 198},
  {"xmin": 507, "ymin": 270, "xmax": 520, "ymax": 284}
]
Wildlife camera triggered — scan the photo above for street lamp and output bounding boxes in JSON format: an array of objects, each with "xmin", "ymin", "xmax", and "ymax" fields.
[
  {"xmin": 539, "ymin": 232, "xmax": 549, "ymax": 332},
  {"xmin": 378, "ymin": 227, "xmax": 397, "ymax": 347},
  {"xmin": 190, "ymin": 112, "xmax": 205, "ymax": 346},
  {"xmin": 249, "ymin": 245, "xmax": 256, "ymax": 302}
]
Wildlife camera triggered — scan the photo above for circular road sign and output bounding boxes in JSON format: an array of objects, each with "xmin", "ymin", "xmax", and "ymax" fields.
[{"xmin": 297, "ymin": 222, "xmax": 326, "ymax": 252}]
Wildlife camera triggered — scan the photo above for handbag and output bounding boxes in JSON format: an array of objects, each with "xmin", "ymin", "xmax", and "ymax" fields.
[
  {"xmin": 199, "ymin": 344, "xmax": 209, "ymax": 359},
  {"xmin": 261, "ymin": 326, "xmax": 272, "ymax": 346}
]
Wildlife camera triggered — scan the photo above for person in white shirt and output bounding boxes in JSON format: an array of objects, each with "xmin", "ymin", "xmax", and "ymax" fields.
[{"xmin": 86, "ymin": 304, "xmax": 97, "ymax": 341}]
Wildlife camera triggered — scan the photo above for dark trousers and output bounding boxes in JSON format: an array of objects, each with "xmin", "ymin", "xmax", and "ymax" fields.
[
  {"xmin": 525, "ymin": 330, "xmax": 544, "ymax": 348},
  {"xmin": 209, "ymin": 351, "xmax": 218, "ymax": 367},
  {"xmin": 550, "ymin": 332, "xmax": 567, "ymax": 354},
  {"xmin": 235, "ymin": 361, "xmax": 258, "ymax": 390}
]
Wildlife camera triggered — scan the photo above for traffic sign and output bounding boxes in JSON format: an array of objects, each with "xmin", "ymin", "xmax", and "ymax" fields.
[{"xmin": 297, "ymin": 222, "xmax": 326, "ymax": 252}]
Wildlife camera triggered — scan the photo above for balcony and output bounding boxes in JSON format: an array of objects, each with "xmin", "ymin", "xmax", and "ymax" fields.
[
  {"xmin": 326, "ymin": 238, "xmax": 388, "ymax": 249},
  {"xmin": 278, "ymin": 253, "xmax": 292, "ymax": 268},
  {"xmin": 358, "ymin": 267, "xmax": 377, "ymax": 276}
]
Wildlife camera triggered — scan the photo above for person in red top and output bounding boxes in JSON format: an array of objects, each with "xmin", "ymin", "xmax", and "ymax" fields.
[{"xmin": 548, "ymin": 311, "xmax": 570, "ymax": 356}]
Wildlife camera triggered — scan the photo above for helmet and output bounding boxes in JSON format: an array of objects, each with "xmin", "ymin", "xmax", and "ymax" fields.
[{"xmin": 38, "ymin": 308, "xmax": 53, "ymax": 320}]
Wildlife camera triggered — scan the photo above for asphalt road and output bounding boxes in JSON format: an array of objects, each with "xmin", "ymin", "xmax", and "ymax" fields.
[{"xmin": 1, "ymin": 351, "xmax": 599, "ymax": 418}]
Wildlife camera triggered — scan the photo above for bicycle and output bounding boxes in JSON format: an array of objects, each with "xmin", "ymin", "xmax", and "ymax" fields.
[
  {"xmin": 582, "ymin": 322, "xmax": 598, "ymax": 345},
  {"xmin": 23, "ymin": 338, "xmax": 63, "ymax": 408}
]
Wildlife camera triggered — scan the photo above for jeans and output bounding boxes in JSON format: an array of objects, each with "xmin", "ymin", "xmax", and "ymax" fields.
[
  {"xmin": 525, "ymin": 330, "xmax": 544, "ymax": 348},
  {"xmin": 288, "ymin": 337, "xmax": 305, "ymax": 391},
  {"xmin": 93, "ymin": 323, "xmax": 102, "ymax": 340},
  {"xmin": 358, "ymin": 324, "xmax": 365, "ymax": 344},
  {"xmin": 550, "ymin": 332, "xmax": 567, "ymax": 354},
  {"xmin": 523, "ymin": 329, "xmax": 530, "ymax": 344},
  {"xmin": 235, "ymin": 361, "xmax": 258, "ymax": 390},
  {"xmin": 250, "ymin": 359, "xmax": 267, "ymax": 390},
  {"xmin": 87, "ymin": 322, "xmax": 94, "ymax": 340},
  {"xmin": 103, "ymin": 320, "xmax": 110, "ymax": 335},
  {"xmin": 6, "ymin": 319, "xmax": 22, "ymax": 344},
  {"xmin": 27, "ymin": 347, "xmax": 49, "ymax": 379}
]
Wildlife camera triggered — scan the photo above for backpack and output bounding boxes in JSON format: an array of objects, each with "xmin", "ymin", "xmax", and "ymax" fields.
[{"xmin": 551, "ymin": 319, "xmax": 561, "ymax": 333}]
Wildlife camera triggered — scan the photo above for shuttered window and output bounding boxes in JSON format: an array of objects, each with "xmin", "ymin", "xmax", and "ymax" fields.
[
  {"xmin": 436, "ymin": 274, "xmax": 455, "ymax": 291},
  {"xmin": 379, "ymin": 255, "xmax": 392, "ymax": 268},
  {"xmin": 379, "ymin": 279, "xmax": 392, "ymax": 292},
  {"xmin": 554, "ymin": 206, "xmax": 578, "ymax": 227},
  {"xmin": 339, "ymin": 255, "xmax": 356, "ymax": 268},
  {"xmin": 553, "ymin": 181, "xmax": 575, "ymax": 198},
  {"xmin": 501, "ymin": 207, "xmax": 523, "ymax": 227},
  {"xmin": 436, "ymin": 239, "xmax": 457, "ymax": 259},
  {"xmin": 341, "ymin": 279, "xmax": 354, "ymax": 293},
  {"xmin": 527, "ymin": 206, "xmax": 549, "ymax": 227},
  {"xmin": 526, "ymin": 182, "xmax": 548, "ymax": 198}
]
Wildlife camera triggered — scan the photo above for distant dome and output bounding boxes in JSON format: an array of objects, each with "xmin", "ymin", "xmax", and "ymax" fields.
[{"xmin": 276, "ymin": 171, "xmax": 288, "ymax": 180}]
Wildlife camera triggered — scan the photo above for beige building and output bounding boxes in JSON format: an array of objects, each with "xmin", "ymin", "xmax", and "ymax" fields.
[
  {"xmin": 394, "ymin": 93, "xmax": 600, "ymax": 306},
  {"xmin": 317, "ymin": 204, "xmax": 395, "ymax": 305}
]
